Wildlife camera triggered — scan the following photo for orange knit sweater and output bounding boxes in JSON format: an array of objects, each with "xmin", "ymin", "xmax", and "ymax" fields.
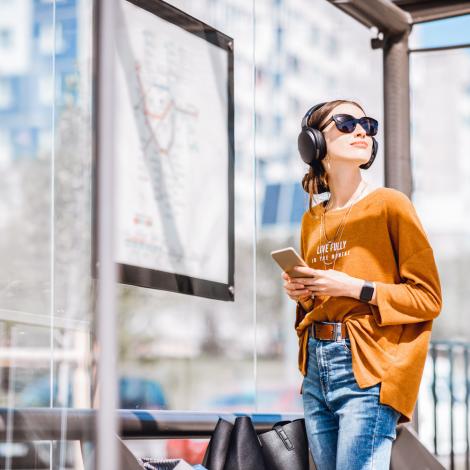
[{"xmin": 295, "ymin": 186, "xmax": 442, "ymax": 424}]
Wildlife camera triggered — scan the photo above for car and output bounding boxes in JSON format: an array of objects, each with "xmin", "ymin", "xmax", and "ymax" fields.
[
  {"xmin": 17, "ymin": 375, "xmax": 168, "ymax": 410},
  {"xmin": 1, "ymin": 374, "xmax": 168, "ymax": 468}
]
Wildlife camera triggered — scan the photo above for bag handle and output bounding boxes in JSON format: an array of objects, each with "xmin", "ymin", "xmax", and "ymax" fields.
[{"xmin": 273, "ymin": 422, "xmax": 294, "ymax": 451}]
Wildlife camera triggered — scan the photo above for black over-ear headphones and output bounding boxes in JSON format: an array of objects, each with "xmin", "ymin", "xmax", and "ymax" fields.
[{"xmin": 297, "ymin": 102, "xmax": 378, "ymax": 170}]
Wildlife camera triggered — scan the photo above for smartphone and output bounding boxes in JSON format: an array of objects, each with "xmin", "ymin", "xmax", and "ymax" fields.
[{"xmin": 271, "ymin": 247, "xmax": 310, "ymax": 278}]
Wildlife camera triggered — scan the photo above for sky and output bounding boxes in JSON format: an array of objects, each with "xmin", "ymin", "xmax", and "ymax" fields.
[{"xmin": 413, "ymin": 13, "xmax": 470, "ymax": 52}]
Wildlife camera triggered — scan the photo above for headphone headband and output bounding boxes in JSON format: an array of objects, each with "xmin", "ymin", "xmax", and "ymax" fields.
[{"xmin": 301, "ymin": 101, "xmax": 328, "ymax": 129}]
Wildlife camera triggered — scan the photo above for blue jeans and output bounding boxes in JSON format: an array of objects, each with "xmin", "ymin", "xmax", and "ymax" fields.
[{"xmin": 302, "ymin": 335, "xmax": 401, "ymax": 470}]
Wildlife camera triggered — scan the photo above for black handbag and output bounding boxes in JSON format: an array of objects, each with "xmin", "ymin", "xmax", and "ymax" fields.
[
  {"xmin": 202, "ymin": 416, "xmax": 267, "ymax": 470},
  {"xmin": 202, "ymin": 417, "xmax": 234, "ymax": 470},
  {"xmin": 258, "ymin": 419, "xmax": 309, "ymax": 470}
]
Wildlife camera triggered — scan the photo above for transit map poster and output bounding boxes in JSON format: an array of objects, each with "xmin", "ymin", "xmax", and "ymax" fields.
[{"xmin": 109, "ymin": 0, "xmax": 234, "ymax": 300}]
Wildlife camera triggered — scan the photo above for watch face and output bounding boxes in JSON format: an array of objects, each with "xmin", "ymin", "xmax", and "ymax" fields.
[{"xmin": 360, "ymin": 283, "xmax": 374, "ymax": 301}]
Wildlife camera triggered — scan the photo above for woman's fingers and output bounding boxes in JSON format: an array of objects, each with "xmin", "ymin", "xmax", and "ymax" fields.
[
  {"xmin": 292, "ymin": 277, "xmax": 316, "ymax": 285},
  {"xmin": 284, "ymin": 280, "xmax": 304, "ymax": 289},
  {"xmin": 286, "ymin": 286, "xmax": 310, "ymax": 296},
  {"xmin": 283, "ymin": 278, "xmax": 315, "ymax": 294},
  {"xmin": 282, "ymin": 271, "xmax": 315, "ymax": 300}
]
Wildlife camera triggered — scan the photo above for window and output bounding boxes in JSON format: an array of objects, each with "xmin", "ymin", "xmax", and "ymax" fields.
[
  {"xmin": 326, "ymin": 35, "xmax": 338, "ymax": 56},
  {"xmin": 290, "ymin": 182, "xmax": 306, "ymax": 224},
  {"xmin": 0, "ymin": 28, "xmax": 12, "ymax": 48},
  {"xmin": 38, "ymin": 75, "xmax": 53, "ymax": 105},
  {"xmin": 273, "ymin": 114, "xmax": 283, "ymax": 133},
  {"xmin": 39, "ymin": 22, "xmax": 65, "ymax": 55},
  {"xmin": 289, "ymin": 96, "xmax": 300, "ymax": 112},
  {"xmin": 287, "ymin": 53, "xmax": 299, "ymax": 72},
  {"xmin": 310, "ymin": 26, "xmax": 319, "ymax": 43},
  {"xmin": 273, "ymin": 71, "xmax": 282, "ymax": 88},
  {"xmin": 0, "ymin": 129, "xmax": 11, "ymax": 165},
  {"xmin": 276, "ymin": 25, "xmax": 283, "ymax": 50},
  {"xmin": 255, "ymin": 112, "xmax": 263, "ymax": 132},
  {"xmin": 262, "ymin": 184, "xmax": 280, "ymax": 225},
  {"xmin": 0, "ymin": 78, "xmax": 13, "ymax": 109}
]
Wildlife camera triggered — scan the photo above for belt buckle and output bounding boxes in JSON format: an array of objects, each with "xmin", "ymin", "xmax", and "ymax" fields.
[{"xmin": 332, "ymin": 323, "xmax": 342, "ymax": 342}]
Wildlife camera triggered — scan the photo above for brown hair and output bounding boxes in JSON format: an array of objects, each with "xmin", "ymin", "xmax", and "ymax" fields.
[{"xmin": 301, "ymin": 99, "xmax": 366, "ymax": 214}]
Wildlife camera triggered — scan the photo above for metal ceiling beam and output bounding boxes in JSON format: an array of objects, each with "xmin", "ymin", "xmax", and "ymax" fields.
[
  {"xmin": 329, "ymin": 0, "xmax": 412, "ymax": 34},
  {"xmin": 392, "ymin": 0, "xmax": 470, "ymax": 24}
]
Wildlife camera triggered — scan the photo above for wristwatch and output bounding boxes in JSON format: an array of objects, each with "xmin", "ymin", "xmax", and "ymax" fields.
[{"xmin": 359, "ymin": 280, "xmax": 375, "ymax": 302}]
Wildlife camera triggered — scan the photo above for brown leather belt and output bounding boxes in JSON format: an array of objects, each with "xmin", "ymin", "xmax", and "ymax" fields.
[{"xmin": 310, "ymin": 321, "xmax": 349, "ymax": 341}]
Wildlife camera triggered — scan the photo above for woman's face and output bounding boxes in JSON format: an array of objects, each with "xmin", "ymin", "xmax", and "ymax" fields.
[{"xmin": 319, "ymin": 103, "xmax": 373, "ymax": 168}]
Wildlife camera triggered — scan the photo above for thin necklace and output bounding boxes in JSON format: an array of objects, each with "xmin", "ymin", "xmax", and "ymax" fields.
[
  {"xmin": 320, "ymin": 181, "xmax": 368, "ymax": 270},
  {"xmin": 321, "ymin": 180, "xmax": 368, "ymax": 242}
]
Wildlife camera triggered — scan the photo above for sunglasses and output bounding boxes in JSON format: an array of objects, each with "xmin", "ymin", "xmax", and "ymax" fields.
[{"xmin": 319, "ymin": 114, "xmax": 378, "ymax": 136}]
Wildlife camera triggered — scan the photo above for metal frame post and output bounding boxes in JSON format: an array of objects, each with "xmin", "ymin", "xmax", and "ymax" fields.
[{"xmin": 95, "ymin": 0, "xmax": 119, "ymax": 468}]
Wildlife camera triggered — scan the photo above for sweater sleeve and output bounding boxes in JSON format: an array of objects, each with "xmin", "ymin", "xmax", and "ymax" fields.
[
  {"xmin": 373, "ymin": 192, "xmax": 443, "ymax": 326},
  {"xmin": 296, "ymin": 215, "xmax": 313, "ymax": 325},
  {"xmin": 295, "ymin": 302, "xmax": 309, "ymax": 329}
]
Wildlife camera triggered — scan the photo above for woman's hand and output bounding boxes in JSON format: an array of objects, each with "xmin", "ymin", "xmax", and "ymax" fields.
[
  {"xmin": 282, "ymin": 269, "xmax": 313, "ymax": 302},
  {"xmin": 283, "ymin": 266, "xmax": 363, "ymax": 299}
]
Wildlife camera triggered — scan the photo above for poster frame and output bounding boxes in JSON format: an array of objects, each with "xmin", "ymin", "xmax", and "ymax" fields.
[{"xmin": 92, "ymin": 0, "xmax": 235, "ymax": 301}]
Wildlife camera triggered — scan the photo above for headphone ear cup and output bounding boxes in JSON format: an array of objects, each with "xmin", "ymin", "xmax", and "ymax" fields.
[
  {"xmin": 359, "ymin": 137, "xmax": 378, "ymax": 170},
  {"xmin": 298, "ymin": 102, "xmax": 328, "ymax": 166},
  {"xmin": 313, "ymin": 129, "xmax": 327, "ymax": 163},
  {"xmin": 298, "ymin": 128, "xmax": 327, "ymax": 166}
]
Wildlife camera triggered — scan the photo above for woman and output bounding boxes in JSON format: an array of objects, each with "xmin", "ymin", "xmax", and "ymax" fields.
[{"xmin": 282, "ymin": 99, "xmax": 442, "ymax": 470}]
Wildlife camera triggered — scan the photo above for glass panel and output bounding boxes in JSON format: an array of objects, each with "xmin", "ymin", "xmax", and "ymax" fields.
[
  {"xmin": 114, "ymin": 0, "xmax": 255, "ymax": 399},
  {"xmin": 3, "ymin": 0, "xmax": 256, "ymax": 465},
  {"xmin": 0, "ymin": 0, "xmax": 95, "ymax": 467},
  {"xmin": 0, "ymin": 0, "xmax": 54, "ymax": 467},
  {"xmin": 9, "ymin": 0, "xmax": 459, "ymax": 466},
  {"xmin": 116, "ymin": 0, "xmax": 255, "ymax": 463},
  {"xmin": 411, "ymin": 46, "xmax": 470, "ymax": 463}
]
